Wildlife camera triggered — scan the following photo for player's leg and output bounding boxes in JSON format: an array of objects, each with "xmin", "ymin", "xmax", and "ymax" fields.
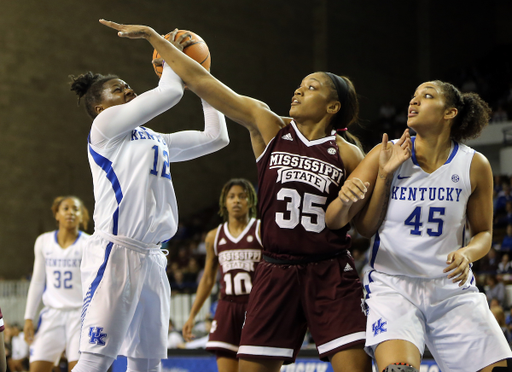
[
  {"xmin": 373, "ymin": 340, "xmax": 421, "ymax": 371},
  {"xmin": 482, "ymin": 359, "xmax": 511, "ymax": 371},
  {"xmin": 65, "ymin": 309, "xmax": 81, "ymax": 372},
  {"xmin": 29, "ymin": 361, "xmax": 55, "ymax": 372},
  {"xmin": 125, "ymin": 358, "xmax": 161, "ymax": 372},
  {"xmin": 238, "ymin": 358, "xmax": 282, "ymax": 372},
  {"xmin": 305, "ymin": 255, "xmax": 369, "ymax": 371},
  {"xmin": 329, "ymin": 346, "xmax": 372, "ymax": 372},
  {"xmin": 67, "ymin": 361, "xmax": 77, "ymax": 372},
  {"xmin": 71, "ymin": 352, "xmax": 114, "ymax": 372},
  {"xmin": 216, "ymin": 356, "xmax": 238, "ymax": 372}
]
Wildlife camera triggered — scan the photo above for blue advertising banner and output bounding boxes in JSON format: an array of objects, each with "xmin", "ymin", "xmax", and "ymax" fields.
[{"xmin": 112, "ymin": 355, "xmax": 441, "ymax": 372}]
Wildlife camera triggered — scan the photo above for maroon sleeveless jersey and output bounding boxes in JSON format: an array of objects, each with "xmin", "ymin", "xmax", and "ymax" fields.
[
  {"xmin": 256, "ymin": 121, "xmax": 351, "ymax": 257},
  {"xmin": 0, "ymin": 306, "xmax": 4, "ymax": 332},
  {"xmin": 214, "ymin": 218, "xmax": 262, "ymax": 302}
]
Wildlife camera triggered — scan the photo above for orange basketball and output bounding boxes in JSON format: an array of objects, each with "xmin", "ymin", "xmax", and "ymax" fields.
[{"xmin": 152, "ymin": 30, "xmax": 211, "ymax": 77}]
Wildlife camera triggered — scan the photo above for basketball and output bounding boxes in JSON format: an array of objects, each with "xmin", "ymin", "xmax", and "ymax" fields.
[{"xmin": 152, "ymin": 30, "xmax": 211, "ymax": 77}]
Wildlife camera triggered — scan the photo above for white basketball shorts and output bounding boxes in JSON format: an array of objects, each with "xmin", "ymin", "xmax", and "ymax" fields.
[
  {"xmin": 79, "ymin": 232, "xmax": 170, "ymax": 359},
  {"xmin": 30, "ymin": 307, "xmax": 81, "ymax": 363},
  {"xmin": 364, "ymin": 269, "xmax": 512, "ymax": 372}
]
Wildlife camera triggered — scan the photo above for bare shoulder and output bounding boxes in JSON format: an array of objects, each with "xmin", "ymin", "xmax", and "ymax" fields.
[
  {"xmin": 205, "ymin": 227, "xmax": 219, "ymax": 244},
  {"xmin": 336, "ymin": 135, "xmax": 365, "ymax": 174},
  {"xmin": 470, "ymin": 151, "xmax": 493, "ymax": 192}
]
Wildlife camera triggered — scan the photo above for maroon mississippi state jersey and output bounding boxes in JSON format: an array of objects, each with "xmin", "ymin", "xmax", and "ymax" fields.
[
  {"xmin": 257, "ymin": 121, "xmax": 351, "ymax": 257},
  {"xmin": 214, "ymin": 218, "xmax": 262, "ymax": 302},
  {"xmin": 0, "ymin": 306, "xmax": 4, "ymax": 332}
]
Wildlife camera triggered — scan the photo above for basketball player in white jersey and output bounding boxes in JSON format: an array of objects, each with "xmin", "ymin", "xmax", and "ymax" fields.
[
  {"xmin": 182, "ymin": 178, "xmax": 261, "ymax": 372},
  {"xmin": 326, "ymin": 80, "xmax": 512, "ymax": 372},
  {"xmin": 23, "ymin": 196, "xmax": 90, "ymax": 372},
  {"xmin": 69, "ymin": 31, "xmax": 228, "ymax": 372}
]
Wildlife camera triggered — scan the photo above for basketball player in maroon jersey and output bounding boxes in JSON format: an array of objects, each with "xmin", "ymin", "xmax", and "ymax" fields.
[
  {"xmin": 100, "ymin": 20, "xmax": 372, "ymax": 372},
  {"xmin": 183, "ymin": 178, "xmax": 261, "ymax": 372}
]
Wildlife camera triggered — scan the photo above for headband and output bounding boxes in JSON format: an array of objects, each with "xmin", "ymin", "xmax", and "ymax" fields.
[{"xmin": 325, "ymin": 72, "xmax": 349, "ymax": 130}]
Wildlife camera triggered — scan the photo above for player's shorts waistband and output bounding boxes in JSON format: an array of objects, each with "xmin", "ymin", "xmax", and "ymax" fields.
[
  {"xmin": 94, "ymin": 230, "xmax": 161, "ymax": 253},
  {"xmin": 263, "ymin": 249, "xmax": 346, "ymax": 265}
]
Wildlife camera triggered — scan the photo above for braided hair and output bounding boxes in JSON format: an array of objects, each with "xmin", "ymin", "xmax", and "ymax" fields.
[{"xmin": 70, "ymin": 72, "xmax": 119, "ymax": 119}]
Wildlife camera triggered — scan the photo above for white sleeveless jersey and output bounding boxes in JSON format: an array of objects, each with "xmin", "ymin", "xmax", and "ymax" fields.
[
  {"xmin": 24, "ymin": 231, "xmax": 89, "ymax": 320},
  {"xmin": 369, "ymin": 138, "xmax": 474, "ymax": 278}
]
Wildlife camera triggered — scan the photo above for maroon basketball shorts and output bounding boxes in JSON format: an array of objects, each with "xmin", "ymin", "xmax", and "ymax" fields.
[
  {"xmin": 237, "ymin": 254, "xmax": 366, "ymax": 363},
  {"xmin": 206, "ymin": 299, "xmax": 248, "ymax": 358}
]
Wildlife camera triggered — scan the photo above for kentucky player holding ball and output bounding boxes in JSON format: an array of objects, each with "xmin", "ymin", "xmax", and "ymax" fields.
[
  {"xmin": 24, "ymin": 196, "xmax": 90, "ymax": 372},
  {"xmin": 69, "ymin": 30, "xmax": 228, "ymax": 372},
  {"xmin": 326, "ymin": 81, "xmax": 512, "ymax": 372},
  {"xmin": 100, "ymin": 18, "xmax": 379, "ymax": 372},
  {"xmin": 183, "ymin": 178, "xmax": 261, "ymax": 372}
]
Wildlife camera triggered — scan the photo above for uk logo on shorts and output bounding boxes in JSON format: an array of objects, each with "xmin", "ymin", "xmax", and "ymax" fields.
[
  {"xmin": 372, "ymin": 318, "xmax": 387, "ymax": 336},
  {"xmin": 89, "ymin": 327, "xmax": 107, "ymax": 346}
]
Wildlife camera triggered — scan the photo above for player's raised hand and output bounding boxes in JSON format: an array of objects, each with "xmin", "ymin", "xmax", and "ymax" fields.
[
  {"xmin": 444, "ymin": 249, "xmax": 471, "ymax": 286},
  {"xmin": 378, "ymin": 129, "xmax": 412, "ymax": 177},
  {"xmin": 337, "ymin": 178, "xmax": 370, "ymax": 206},
  {"xmin": 99, "ymin": 19, "xmax": 157, "ymax": 40}
]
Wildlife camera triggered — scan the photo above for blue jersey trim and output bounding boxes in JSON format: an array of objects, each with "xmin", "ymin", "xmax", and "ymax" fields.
[
  {"xmin": 411, "ymin": 137, "xmax": 419, "ymax": 166},
  {"xmin": 370, "ymin": 232, "xmax": 380, "ymax": 268},
  {"xmin": 445, "ymin": 141, "xmax": 459, "ymax": 164},
  {"xmin": 89, "ymin": 145, "xmax": 124, "ymax": 235},
  {"xmin": 81, "ymin": 242, "xmax": 114, "ymax": 325},
  {"xmin": 54, "ymin": 230, "xmax": 83, "ymax": 245}
]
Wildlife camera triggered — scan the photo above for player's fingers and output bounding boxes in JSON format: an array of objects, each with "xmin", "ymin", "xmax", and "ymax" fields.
[
  {"xmin": 99, "ymin": 19, "xmax": 122, "ymax": 30},
  {"xmin": 381, "ymin": 133, "xmax": 389, "ymax": 150},
  {"xmin": 152, "ymin": 57, "xmax": 164, "ymax": 66},
  {"xmin": 176, "ymin": 31, "xmax": 192, "ymax": 44}
]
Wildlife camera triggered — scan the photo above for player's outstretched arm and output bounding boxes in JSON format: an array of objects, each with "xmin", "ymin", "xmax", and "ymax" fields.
[
  {"xmin": 444, "ymin": 152, "xmax": 493, "ymax": 286},
  {"xmin": 99, "ymin": 20, "xmax": 285, "ymax": 157},
  {"xmin": 182, "ymin": 228, "xmax": 219, "ymax": 342}
]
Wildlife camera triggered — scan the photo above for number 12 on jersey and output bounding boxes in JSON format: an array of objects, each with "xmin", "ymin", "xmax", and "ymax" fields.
[{"xmin": 404, "ymin": 206, "xmax": 445, "ymax": 236}]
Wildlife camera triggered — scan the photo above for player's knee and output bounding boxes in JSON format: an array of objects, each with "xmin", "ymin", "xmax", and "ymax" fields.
[
  {"xmin": 382, "ymin": 363, "xmax": 418, "ymax": 372},
  {"xmin": 492, "ymin": 358, "xmax": 512, "ymax": 371}
]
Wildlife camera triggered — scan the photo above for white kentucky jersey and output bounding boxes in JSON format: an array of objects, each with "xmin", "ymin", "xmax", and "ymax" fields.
[
  {"xmin": 368, "ymin": 138, "xmax": 474, "ymax": 278},
  {"xmin": 87, "ymin": 64, "xmax": 227, "ymax": 245},
  {"xmin": 25, "ymin": 231, "xmax": 89, "ymax": 320},
  {"xmin": 88, "ymin": 125, "xmax": 180, "ymax": 244}
]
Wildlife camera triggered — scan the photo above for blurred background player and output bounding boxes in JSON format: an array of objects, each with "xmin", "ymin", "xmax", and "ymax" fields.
[
  {"xmin": 23, "ymin": 196, "xmax": 90, "ymax": 372},
  {"xmin": 0, "ymin": 307, "xmax": 6, "ymax": 372},
  {"xmin": 69, "ymin": 30, "xmax": 228, "ymax": 372},
  {"xmin": 182, "ymin": 178, "xmax": 261, "ymax": 372}
]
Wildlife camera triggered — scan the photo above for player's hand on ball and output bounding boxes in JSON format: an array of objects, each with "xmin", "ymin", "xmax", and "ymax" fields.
[
  {"xmin": 99, "ymin": 19, "xmax": 156, "ymax": 39},
  {"xmin": 444, "ymin": 250, "xmax": 471, "ymax": 286},
  {"xmin": 337, "ymin": 178, "xmax": 369, "ymax": 206}
]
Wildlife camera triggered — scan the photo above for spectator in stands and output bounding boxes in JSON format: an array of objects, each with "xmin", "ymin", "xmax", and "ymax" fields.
[
  {"xmin": 486, "ymin": 275, "xmax": 507, "ymax": 308},
  {"xmin": 477, "ymin": 247, "xmax": 499, "ymax": 274},
  {"xmin": 167, "ymin": 319, "xmax": 184, "ymax": 349},
  {"xmin": 183, "ymin": 257, "xmax": 201, "ymax": 284},
  {"xmin": 495, "ymin": 202, "xmax": 512, "ymax": 228},
  {"xmin": 498, "ymin": 253, "xmax": 512, "ymax": 274},
  {"xmin": 176, "ymin": 247, "xmax": 192, "ymax": 269},
  {"xmin": 502, "ymin": 224, "xmax": 512, "ymax": 252},
  {"xmin": 495, "ymin": 181, "xmax": 512, "ymax": 216},
  {"xmin": 491, "ymin": 305, "xmax": 512, "ymax": 344},
  {"xmin": 492, "ymin": 105, "xmax": 509, "ymax": 122},
  {"xmin": 6, "ymin": 323, "xmax": 28, "ymax": 372}
]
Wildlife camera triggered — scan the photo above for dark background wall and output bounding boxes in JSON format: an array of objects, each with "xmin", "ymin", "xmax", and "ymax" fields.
[{"xmin": 0, "ymin": 0, "xmax": 511, "ymax": 278}]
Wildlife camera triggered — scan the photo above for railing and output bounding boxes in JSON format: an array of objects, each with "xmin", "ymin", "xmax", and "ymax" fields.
[
  {"xmin": 504, "ymin": 127, "xmax": 512, "ymax": 146},
  {"xmin": 0, "ymin": 280, "xmax": 211, "ymax": 329}
]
